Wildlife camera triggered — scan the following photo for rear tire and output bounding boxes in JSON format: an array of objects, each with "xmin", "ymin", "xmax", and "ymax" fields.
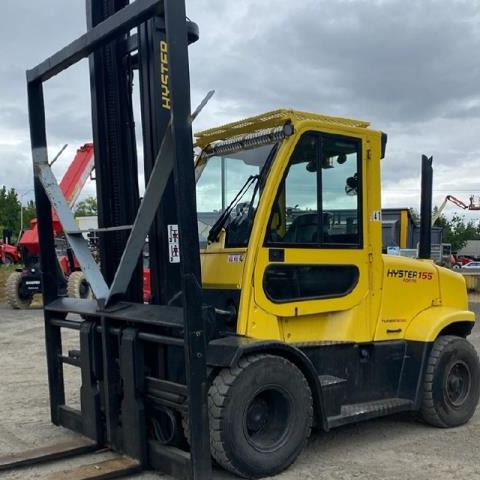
[
  {"xmin": 6, "ymin": 271, "xmax": 33, "ymax": 309},
  {"xmin": 3, "ymin": 254, "xmax": 14, "ymax": 265},
  {"xmin": 420, "ymin": 335, "xmax": 480, "ymax": 427},
  {"xmin": 67, "ymin": 271, "xmax": 92, "ymax": 299},
  {"xmin": 209, "ymin": 354, "xmax": 313, "ymax": 478}
]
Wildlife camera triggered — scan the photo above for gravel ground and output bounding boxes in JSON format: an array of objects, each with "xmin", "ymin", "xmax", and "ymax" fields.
[{"xmin": 1, "ymin": 299, "xmax": 480, "ymax": 480}]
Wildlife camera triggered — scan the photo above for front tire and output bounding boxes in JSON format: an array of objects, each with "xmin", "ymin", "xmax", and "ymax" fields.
[
  {"xmin": 420, "ymin": 335, "xmax": 480, "ymax": 427},
  {"xmin": 209, "ymin": 354, "xmax": 313, "ymax": 478},
  {"xmin": 3, "ymin": 254, "xmax": 14, "ymax": 265},
  {"xmin": 6, "ymin": 271, "xmax": 33, "ymax": 309},
  {"xmin": 67, "ymin": 271, "xmax": 92, "ymax": 299}
]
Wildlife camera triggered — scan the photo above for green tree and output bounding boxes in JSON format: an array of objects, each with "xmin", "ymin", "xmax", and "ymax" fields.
[
  {"xmin": 74, "ymin": 196, "xmax": 97, "ymax": 216},
  {"xmin": 21, "ymin": 200, "xmax": 37, "ymax": 232},
  {"xmin": 0, "ymin": 186, "xmax": 22, "ymax": 241},
  {"xmin": 435, "ymin": 213, "xmax": 480, "ymax": 252},
  {"xmin": 5, "ymin": 188, "xmax": 20, "ymax": 234}
]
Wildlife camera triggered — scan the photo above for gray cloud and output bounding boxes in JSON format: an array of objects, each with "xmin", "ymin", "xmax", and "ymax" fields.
[
  {"xmin": 189, "ymin": 0, "xmax": 480, "ymax": 124},
  {"xmin": 0, "ymin": 0, "xmax": 480, "ymax": 216}
]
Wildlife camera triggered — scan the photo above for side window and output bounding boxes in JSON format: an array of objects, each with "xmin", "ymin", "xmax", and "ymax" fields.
[
  {"xmin": 266, "ymin": 132, "xmax": 362, "ymax": 248},
  {"xmin": 263, "ymin": 264, "xmax": 360, "ymax": 302}
]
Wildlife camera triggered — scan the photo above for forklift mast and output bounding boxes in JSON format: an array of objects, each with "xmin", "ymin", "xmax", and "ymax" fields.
[
  {"xmin": 87, "ymin": 0, "xmax": 142, "ymax": 302},
  {"xmin": 137, "ymin": 15, "xmax": 200, "ymax": 305},
  {"xmin": 23, "ymin": 1, "xmax": 212, "ymax": 478}
]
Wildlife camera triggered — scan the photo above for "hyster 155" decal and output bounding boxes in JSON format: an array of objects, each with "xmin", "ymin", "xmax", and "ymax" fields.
[{"xmin": 386, "ymin": 269, "xmax": 433, "ymax": 280}]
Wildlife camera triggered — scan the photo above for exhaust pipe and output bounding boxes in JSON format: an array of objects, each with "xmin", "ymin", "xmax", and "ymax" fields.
[{"xmin": 418, "ymin": 155, "xmax": 433, "ymax": 259}]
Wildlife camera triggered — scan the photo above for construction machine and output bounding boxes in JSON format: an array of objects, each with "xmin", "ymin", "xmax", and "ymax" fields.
[
  {"xmin": 432, "ymin": 194, "xmax": 480, "ymax": 226},
  {"xmin": 432, "ymin": 194, "xmax": 469, "ymax": 226},
  {"xmin": 0, "ymin": 242, "xmax": 21, "ymax": 265},
  {"xmin": 1, "ymin": 1, "xmax": 478, "ymax": 480},
  {"xmin": 430, "ymin": 195, "xmax": 480, "ymax": 267},
  {"xmin": 6, "ymin": 143, "xmax": 94, "ymax": 308}
]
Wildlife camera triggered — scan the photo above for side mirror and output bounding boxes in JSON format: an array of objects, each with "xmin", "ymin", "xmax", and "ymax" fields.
[{"xmin": 345, "ymin": 173, "xmax": 358, "ymax": 195}]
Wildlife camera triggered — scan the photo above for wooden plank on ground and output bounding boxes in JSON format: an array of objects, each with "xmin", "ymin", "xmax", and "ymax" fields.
[{"xmin": 45, "ymin": 456, "xmax": 141, "ymax": 480}]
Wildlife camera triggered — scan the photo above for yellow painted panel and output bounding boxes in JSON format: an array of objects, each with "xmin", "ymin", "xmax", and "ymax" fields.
[
  {"xmin": 375, "ymin": 256, "xmax": 439, "ymax": 341},
  {"xmin": 272, "ymin": 303, "xmax": 370, "ymax": 343},
  {"xmin": 253, "ymin": 247, "xmax": 370, "ymax": 318},
  {"xmin": 405, "ymin": 307, "xmax": 474, "ymax": 342},
  {"xmin": 201, "ymin": 249, "xmax": 246, "ymax": 289}
]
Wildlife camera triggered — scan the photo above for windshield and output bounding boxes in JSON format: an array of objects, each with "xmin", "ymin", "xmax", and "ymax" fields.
[{"xmin": 196, "ymin": 143, "xmax": 278, "ymax": 247}]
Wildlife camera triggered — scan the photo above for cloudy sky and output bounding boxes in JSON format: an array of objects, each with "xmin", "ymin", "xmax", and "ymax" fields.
[{"xmin": 1, "ymin": 0, "xmax": 480, "ymax": 220}]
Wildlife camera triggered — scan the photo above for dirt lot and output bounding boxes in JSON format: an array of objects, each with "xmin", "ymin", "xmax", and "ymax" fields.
[{"xmin": 1, "ymin": 299, "xmax": 480, "ymax": 479}]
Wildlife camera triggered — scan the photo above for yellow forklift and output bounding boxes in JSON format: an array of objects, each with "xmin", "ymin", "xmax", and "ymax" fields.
[
  {"xmin": 194, "ymin": 109, "xmax": 480, "ymax": 477},
  {"xmin": 2, "ymin": 1, "xmax": 478, "ymax": 479}
]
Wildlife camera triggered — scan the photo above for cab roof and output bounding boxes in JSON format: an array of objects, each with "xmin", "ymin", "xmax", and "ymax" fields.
[{"xmin": 194, "ymin": 109, "xmax": 370, "ymax": 147}]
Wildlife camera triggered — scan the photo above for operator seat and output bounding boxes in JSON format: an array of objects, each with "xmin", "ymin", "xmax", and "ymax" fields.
[{"xmin": 283, "ymin": 213, "xmax": 330, "ymax": 243}]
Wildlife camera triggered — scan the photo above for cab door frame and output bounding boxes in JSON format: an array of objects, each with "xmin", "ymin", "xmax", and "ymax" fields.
[{"xmin": 238, "ymin": 123, "xmax": 383, "ymax": 343}]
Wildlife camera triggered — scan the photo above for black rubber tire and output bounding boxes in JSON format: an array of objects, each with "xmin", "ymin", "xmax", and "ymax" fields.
[
  {"xmin": 67, "ymin": 271, "xmax": 92, "ymax": 299},
  {"xmin": 6, "ymin": 271, "xmax": 33, "ymax": 309},
  {"xmin": 3, "ymin": 254, "xmax": 14, "ymax": 266},
  {"xmin": 209, "ymin": 354, "xmax": 313, "ymax": 478},
  {"xmin": 420, "ymin": 335, "xmax": 480, "ymax": 428}
]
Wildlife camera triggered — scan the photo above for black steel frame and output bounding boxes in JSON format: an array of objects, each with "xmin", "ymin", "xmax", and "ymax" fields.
[{"xmin": 26, "ymin": 1, "xmax": 211, "ymax": 479}]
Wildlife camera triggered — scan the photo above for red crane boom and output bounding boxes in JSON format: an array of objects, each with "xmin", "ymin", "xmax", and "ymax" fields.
[{"xmin": 19, "ymin": 143, "xmax": 94, "ymax": 255}]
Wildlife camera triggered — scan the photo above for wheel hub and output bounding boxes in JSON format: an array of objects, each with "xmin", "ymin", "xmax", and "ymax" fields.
[
  {"xmin": 243, "ymin": 389, "xmax": 290, "ymax": 452},
  {"xmin": 446, "ymin": 361, "xmax": 471, "ymax": 407},
  {"xmin": 246, "ymin": 398, "xmax": 270, "ymax": 433}
]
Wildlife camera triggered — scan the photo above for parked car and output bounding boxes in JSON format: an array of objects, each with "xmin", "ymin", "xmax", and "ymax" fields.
[
  {"xmin": 457, "ymin": 255, "xmax": 475, "ymax": 265},
  {"xmin": 461, "ymin": 261, "xmax": 480, "ymax": 271}
]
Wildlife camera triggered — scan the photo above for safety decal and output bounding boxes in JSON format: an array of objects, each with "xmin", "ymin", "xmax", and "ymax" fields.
[
  {"xmin": 228, "ymin": 254, "xmax": 244, "ymax": 263},
  {"xmin": 168, "ymin": 224, "xmax": 180, "ymax": 263}
]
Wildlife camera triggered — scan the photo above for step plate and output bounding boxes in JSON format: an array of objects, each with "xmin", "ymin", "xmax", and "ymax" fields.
[{"xmin": 328, "ymin": 398, "xmax": 414, "ymax": 429}]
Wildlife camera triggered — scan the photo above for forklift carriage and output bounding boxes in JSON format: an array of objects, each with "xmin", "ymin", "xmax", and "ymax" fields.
[{"xmin": 6, "ymin": 0, "xmax": 213, "ymax": 479}]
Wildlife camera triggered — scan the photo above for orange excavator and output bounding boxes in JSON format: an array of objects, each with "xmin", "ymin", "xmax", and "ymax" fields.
[{"xmin": 6, "ymin": 143, "xmax": 95, "ymax": 308}]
